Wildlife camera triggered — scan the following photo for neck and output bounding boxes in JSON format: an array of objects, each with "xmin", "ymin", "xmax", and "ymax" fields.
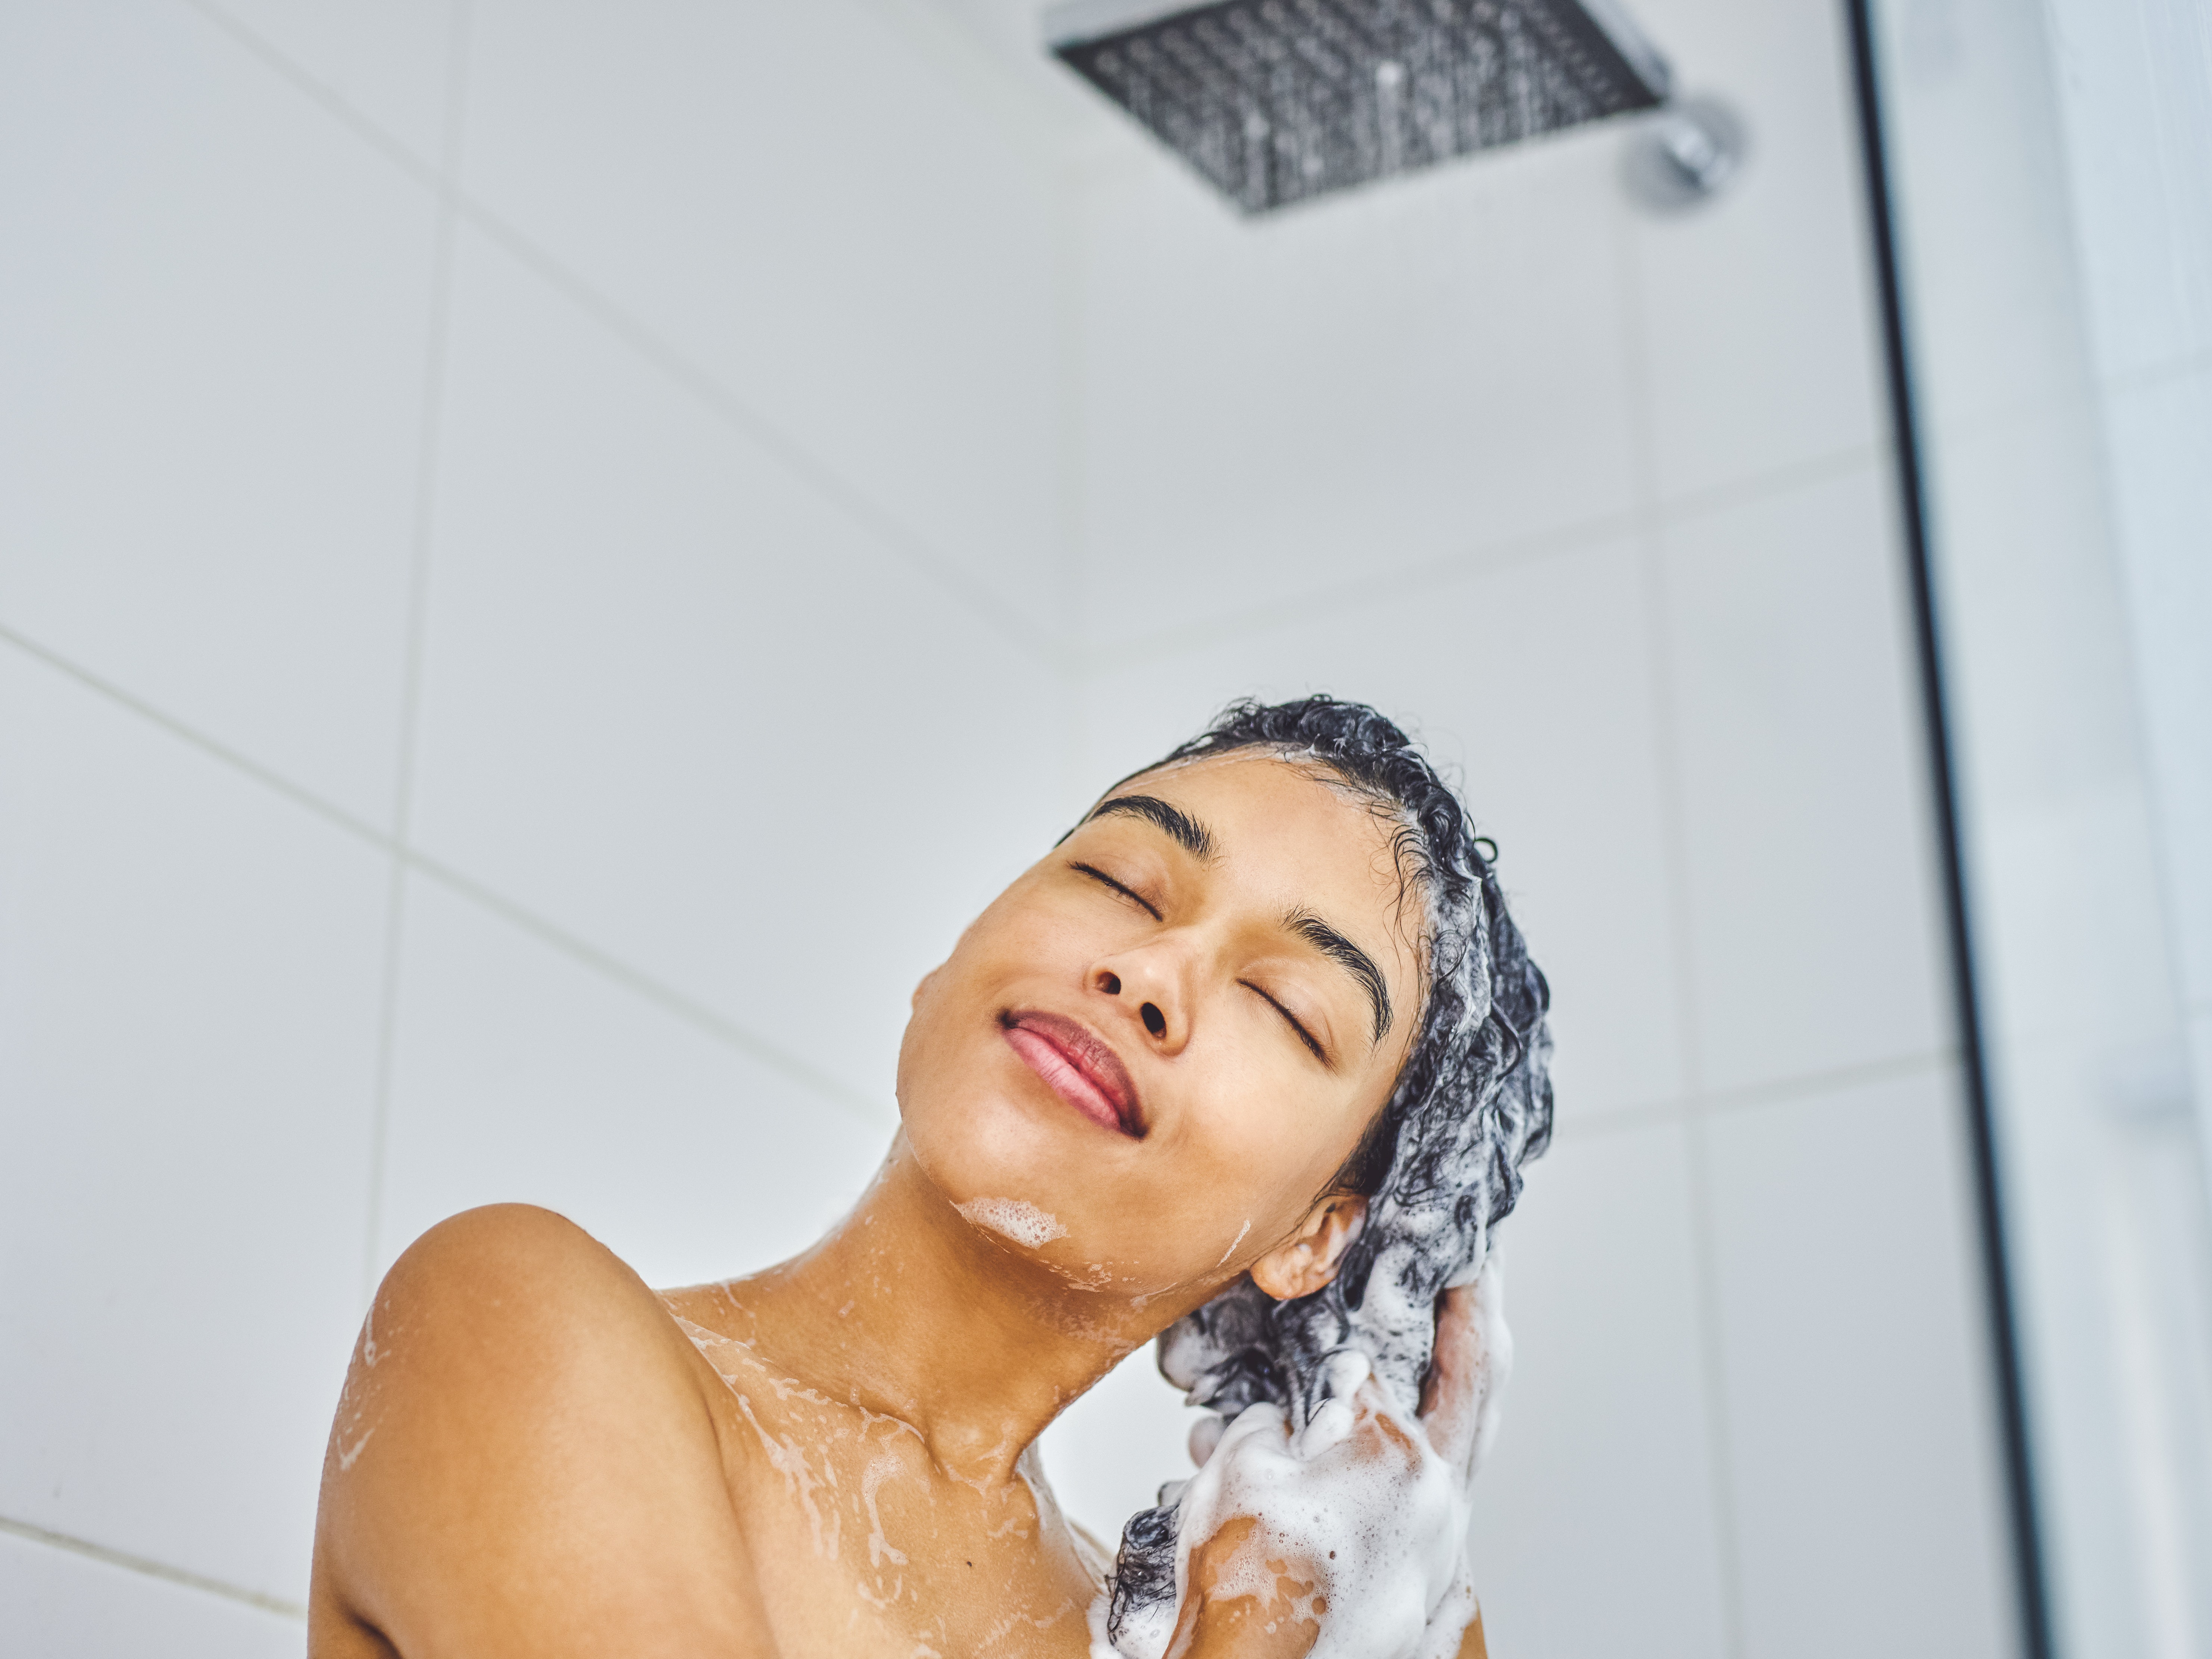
[{"xmin": 724, "ymin": 1132, "xmax": 1180, "ymax": 1486}]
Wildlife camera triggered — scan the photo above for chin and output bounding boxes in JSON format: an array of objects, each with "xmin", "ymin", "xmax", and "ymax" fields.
[{"xmin": 903, "ymin": 1074, "xmax": 1067, "ymax": 1211}]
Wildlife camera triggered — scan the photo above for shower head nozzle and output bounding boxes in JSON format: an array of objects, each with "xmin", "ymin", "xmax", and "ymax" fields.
[{"xmin": 1046, "ymin": 0, "xmax": 1671, "ymax": 214}]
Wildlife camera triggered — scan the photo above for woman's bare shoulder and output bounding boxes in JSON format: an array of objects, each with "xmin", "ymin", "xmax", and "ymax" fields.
[{"xmin": 309, "ymin": 1205, "xmax": 775, "ymax": 1658}]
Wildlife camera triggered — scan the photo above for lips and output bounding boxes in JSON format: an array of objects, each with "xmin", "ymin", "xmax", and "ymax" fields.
[{"xmin": 1001, "ymin": 1010, "xmax": 1146, "ymax": 1139}]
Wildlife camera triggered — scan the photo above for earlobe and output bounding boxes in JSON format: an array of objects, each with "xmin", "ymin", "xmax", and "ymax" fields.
[{"xmin": 1249, "ymin": 1196, "xmax": 1369, "ymax": 1302}]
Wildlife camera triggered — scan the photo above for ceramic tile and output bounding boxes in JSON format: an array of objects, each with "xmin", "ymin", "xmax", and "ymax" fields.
[
  {"xmin": 1464, "ymin": 1121, "xmax": 1734, "ymax": 1659},
  {"xmin": 1080, "ymin": 536, "xmax": 1688, "ymax": 1123},
  {"xmin": 2191, "ymin": 1012, "xmax": 2212, "ymax": 1169},
  {"xmin": 1074, "ymin": 129, "xmax": 1638, "ymax": 649},
  {"xmin": 1919, "ymin": 395, "xmax": 2139, "ymax": 827},
  {"xmin": 0, "ymin": 649, "xmax": 387, "ymax": 1602},
  {"xmin": 1628, "ymin": 0, "xmax": 1885, "ymax": 502},
  {"xmin": 2043, "ymin": 0, "xmax": 2212, "ymax": 381},
  {"xmin": 198, "ymin": 0, "xmax": 459, "ymax": 163},
  {"xmin": 458, "ymin": 0, "xmax": 1069, "ymax": 634},
  {"xmin": 377, "ymin": 872, "xmax": 893, "ymax": 1290},
  {"xmin": 1867, "ymin": 0, "xmax": 2097, "ymax": 432},
  {"xmin": 1704, "ymin": 1065, "xmax": 2015, "ymax": 1659},
  {"xmin": 409, "ymin": 225, "xmax": 1071, "ymax": 1111},
  {"xmin": 0, "ymin": 1532, "xmax": 302, "ymax": 1659},
  {"xmin": 0, "ymin": 0, "xmax": 437, "ymax": 829},
  {"xmin": 2105, "ymin": 367, "xmax": 2212, "ymax": 1012},
  {"xmin": 1919, "ymin": 397, "xmax": 2184, "ymax": 1056},
  {"xmin": 1660, "ymin": 463, "xmax": 1952, "ymax": 1093}
]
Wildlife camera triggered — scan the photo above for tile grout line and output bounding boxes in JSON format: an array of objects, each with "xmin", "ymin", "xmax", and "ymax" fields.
[
  {"xmin": 1069, "ymin": 440, "xmax": 1883, "ymax": 679},
  {"xmin": 175, "ymin": 0, "xmax": 437, "ymax": 187},
  {"xmin": 1550, "ymin": 1044, "xmax": 1965, "ymax": 1144},
  {"xmin": 400, "ymin": 846, "xmax": 890, "ymax": 1125},
  {"xmin": 171, "ymin": 0, "xmax": 1074, "ymax": 680},
  {"xmin": 1610, "ymin": 193, "xmax": 1749, "ymax": 1659},
  {"xmin": 2098, "ymin": 341, "xmax": 2212, "ymax": 397},
  {"xmin": 441, "ymin": 195, "xmax": 1072, "ymax": 677},
  {"xmin": 362, "ymin": 0, "xmax": 475, "ymax": 1310},
  {"xmin": 0, "ymin": 627, "xmax": 890, "ymax": 1134},
  {"xmin": 1077, "ymin": 505, "xmax": 1643, "ymax": 678},
  {"xmin": 0, "ymin": 1515, "xmax": 306, "ymax": 1622},
  {"xmin": 0, "ymin": 624, "xmax": 391, "ymax": 848}
]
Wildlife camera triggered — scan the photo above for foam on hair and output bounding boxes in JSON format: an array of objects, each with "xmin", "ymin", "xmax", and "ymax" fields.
[{"xmin": 1102, "ymin": 697, "xmax": 1553, "ymax": 1654}]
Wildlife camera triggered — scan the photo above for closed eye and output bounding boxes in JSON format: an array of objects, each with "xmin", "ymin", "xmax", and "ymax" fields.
[
  {"xmin": 1070, "ymin": 861, "xmax": 1162, "ymax": 921},
  {"xmin": 1241, "ymin": 980, "xmax": 1328, "ymax": 1065}
]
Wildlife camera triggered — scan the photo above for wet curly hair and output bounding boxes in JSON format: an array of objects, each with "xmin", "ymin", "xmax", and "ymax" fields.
[{"xmin": 1103, "ymin": 696, "xmax": 1553, "ymax": 1646}]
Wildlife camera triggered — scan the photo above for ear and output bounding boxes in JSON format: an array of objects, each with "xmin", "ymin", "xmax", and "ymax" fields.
[{"xmin": 1249, "ymin": 1195, "xmax": 1368, "ymax": 1302}]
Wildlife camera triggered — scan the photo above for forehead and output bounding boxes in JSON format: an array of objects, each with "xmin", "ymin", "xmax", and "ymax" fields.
[{"xmin": 1101, "ymin": 752, "xmax": 1427, "ymax": 959}]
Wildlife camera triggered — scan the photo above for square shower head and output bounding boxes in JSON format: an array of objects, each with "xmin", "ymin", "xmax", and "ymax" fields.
[{"xmin": 1046, "ymin": 0, "xmax": 1671, "ymax": 213}]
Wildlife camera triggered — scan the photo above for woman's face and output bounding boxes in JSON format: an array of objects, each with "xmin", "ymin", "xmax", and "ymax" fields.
[{"xmin": 896, "ymin": 751, "xmax": 1427, "ymax": 1310}]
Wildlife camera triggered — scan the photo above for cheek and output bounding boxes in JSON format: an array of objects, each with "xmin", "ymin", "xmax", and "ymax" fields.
[{"xmin": 1155, "ymin": 1059, "xmax": 1371, "ymax": 1240}]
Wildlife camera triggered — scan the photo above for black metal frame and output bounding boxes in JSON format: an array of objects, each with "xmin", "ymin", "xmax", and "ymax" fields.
[{"xmin": 1840, "ymin": 4, "xmax": 2053, "ymax": 1654}]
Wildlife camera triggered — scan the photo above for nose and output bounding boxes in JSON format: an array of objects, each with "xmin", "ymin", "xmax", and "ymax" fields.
[{"xmin": 1093, "ymin": 957, "xmax": 1184, "ymax": 1051}]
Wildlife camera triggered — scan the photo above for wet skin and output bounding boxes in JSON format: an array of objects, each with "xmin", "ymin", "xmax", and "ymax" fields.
[{"xmin": 308, "ymin": 753, "xmax": 1487, "ymax": 1658}]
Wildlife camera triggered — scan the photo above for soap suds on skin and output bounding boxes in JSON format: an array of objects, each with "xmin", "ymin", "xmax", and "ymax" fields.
[
  {"xmin": 1100, "ymin": 1352, "xmax": 1467, "ymax": 1659},
  {"xmin": 664, "ymin": 1300, "xmax": 1072, "ymax": 1631},
  {"xmin": 1213, "ymin": 1219, "xmax": 1251, "ymax": 1269},
  {"xmin": 331, "ymin": 1293, "xmax": 395, "ymax": 1476},
  {"xmin": 336, "ymin": 1424, "xmax": 376, "ymax": 1472},
  {"xmin": 956, "ymin": 1197, "xmax": 1068, "ymax": 1249}
]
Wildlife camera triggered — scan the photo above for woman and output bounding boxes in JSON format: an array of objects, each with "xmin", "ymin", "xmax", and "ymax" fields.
[{"xmin": 308, "ymin": 697, "xmax": 1552, "ymax": 1658}]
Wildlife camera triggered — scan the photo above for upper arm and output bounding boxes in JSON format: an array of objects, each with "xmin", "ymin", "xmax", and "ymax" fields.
[{"xmin": 309, "ymin": 1205, "xmax": 774, "ymax": 1659}]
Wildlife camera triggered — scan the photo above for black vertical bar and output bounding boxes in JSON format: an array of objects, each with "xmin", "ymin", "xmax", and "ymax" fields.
[{"xmin": 1841, "ymin": 4, "xmax": 2054, "ymax": 1656}]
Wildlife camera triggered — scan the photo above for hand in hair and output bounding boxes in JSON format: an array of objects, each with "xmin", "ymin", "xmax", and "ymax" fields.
[{"xmin": 1162, "ymin": 1259, "xmax": 1511, "ymax": 1659}]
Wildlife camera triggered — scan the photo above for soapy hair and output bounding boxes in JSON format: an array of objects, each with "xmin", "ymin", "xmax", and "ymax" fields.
[{"xmin": 1104, "ymin": 696, "xmax": 1553, "ymax": 1645}]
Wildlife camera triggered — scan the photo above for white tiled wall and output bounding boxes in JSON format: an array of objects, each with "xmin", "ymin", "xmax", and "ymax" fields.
[
  {"xmin": 1625, "ymin": 0, "xmax": 1885, "ymax": 503},
  {"xmin": 407, "ymin": 219, "xmax": 1071, "ymax": 1112},
  {"xmin": 377, "ymin": 875, "xmax": 892, "ymax": 1293},
  {"xmin": 1658, "ymin": 465, "xmax": 1952, "ymax": 1096},
  {"xmin": 1703, "ymin": 1068, "xmax": 2014, "ymax": 1659},
  {"xmin": 0, "ymin": 0, "xmax": 437, "ymax": 829},
  {"xmin": 1072, "ymin": 135, "xmax": 1641, "ymax": 646},
  {"xmin": 458, "ymin": 0, "xmax": 1072, "ymax": 632},
  {"xmin": 0, "ymin": 0, "xmax": 2015, "ymax": 1649},
  {"xmin": 0, "ymin": 652, "xmax": 386, "ymax": 1603},
  {"xmin": 1462, "ymin": 1122, "xmax": 1736, "ymax": 1659},
  {"xmin": 0, "ymin": 1529, "xmax": 303, "ymax": 1659}
]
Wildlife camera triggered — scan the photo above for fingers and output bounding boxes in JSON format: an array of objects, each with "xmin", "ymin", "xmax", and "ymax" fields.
[
  {"xmin": 1296, "ymin": 1349, "xmax": 1372, "ymax": 1459},
  {"xmin": 1174, "ymin": 1516, "xmax": 1324, "ymax": 1659},
  {"xmin": 1418, "ymin": 1255, "xmax": 1512, "ymax": 1477}
]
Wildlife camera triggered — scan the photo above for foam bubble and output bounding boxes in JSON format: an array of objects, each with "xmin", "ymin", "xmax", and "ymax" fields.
[
  {"xmin": 1107, "ymin": 1376, "xmax": 1468, "ymax": 1659},
  {"xmin": 956, "ymin": 1197, "xmax": 1069, "ymax": 1250}
]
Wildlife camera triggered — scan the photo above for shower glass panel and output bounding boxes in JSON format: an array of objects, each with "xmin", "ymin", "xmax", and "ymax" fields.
[{"xmin": 1860, "ymin": 1, "xmax": 2212, "ymax": 1655}]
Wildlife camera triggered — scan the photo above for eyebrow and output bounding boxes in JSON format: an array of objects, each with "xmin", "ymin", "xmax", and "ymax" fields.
[
  {"xmin": 1084, "ymin": 793, "xmax": 1391, "ymax": 1046},
  {"xmin": 1088, "ymin": 794, "xmax": 1218, "ymax": 862},
  {"xmin": 1286, "ymin": 910, "xmax": 1393, "ymax": 1045}
]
